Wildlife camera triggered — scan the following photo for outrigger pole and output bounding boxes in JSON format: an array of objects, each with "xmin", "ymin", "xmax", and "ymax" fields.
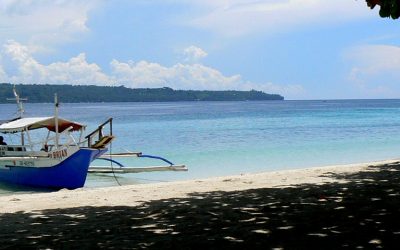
[
  {"xmin": 6, "ymin": 85, "xmax": 27, "ymax": 118},
  {"xmin": 6, "ymin": 85, "xmax": 27, "ymax": 145}
]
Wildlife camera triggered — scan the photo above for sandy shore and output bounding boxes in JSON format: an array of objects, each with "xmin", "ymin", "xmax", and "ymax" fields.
[
  {"xmin": 0, "ymin": 159, "xmax": 395, "ymax": 213},
  {"xmin": 1, "ymin": 159, "xmax": 400, "ymax": 248}
]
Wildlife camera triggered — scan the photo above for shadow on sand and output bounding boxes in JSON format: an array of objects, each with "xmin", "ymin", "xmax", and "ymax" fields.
[{"xmin": 1, "ymin": 163, "xmax": 400, "ymax": 249}]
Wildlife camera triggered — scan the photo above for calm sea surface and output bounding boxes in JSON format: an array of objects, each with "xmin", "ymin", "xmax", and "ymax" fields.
[{"xmin": 1, "ymin": 99, "xmax": 400, "ymax": 194}]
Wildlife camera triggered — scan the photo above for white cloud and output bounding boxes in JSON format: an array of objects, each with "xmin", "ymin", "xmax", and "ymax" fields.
[
  {"xmin": 347, "ymin": 45, "xmax": 400, "ymax": 75},
  {"xmin": 346, "ymin": 45, "xmax": 400, "ymax": 97},
  {"xmin": 110, "ymin": 58, "xmax": 303, "ymax": 97},
  {"xmin": 0, "ymin": 64, "xmax": 7, "ymax": 81},
  {"xmin": 110, "ymin": 59, "xmax": 242, "ymax": 90},
  {"xmin": 0, "ymin": 41, "xmax": 303, "ymax": 98},
  {"xmin": 43, "ymin": 53, "xmax": 111, "ymax": 84},
  {"xmin": 1, "ymin": 40, "xmax": 110, "ymax": 84},
  {"xmin": 0, "ymin": 0, "xmax": 101, "ymax": 48},
  {"xmin": 185, "ymin": 0, "xmax": 375, "ymax": 37},
  {"xmin": 242, "ymin": 81, "xmax": 305, "ymax": 97},
  {"xmin": 183, "ymin": 45, "xmax": 208, "ymax": 62}
]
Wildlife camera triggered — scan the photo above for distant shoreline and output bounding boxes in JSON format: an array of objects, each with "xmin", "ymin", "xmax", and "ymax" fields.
[
  {"xmin": 2, "ymin": 98, "xmax": 400, "ymax": 104},
  {"xmin": 0, "ymin": 83, "xmax": 284, "ymax": 103},
  {"xmin": 0, "ymin": 99, "xmax": 285, "ymax": 105}
]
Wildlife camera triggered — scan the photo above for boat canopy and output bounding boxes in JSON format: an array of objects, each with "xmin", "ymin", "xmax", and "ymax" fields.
[{"xmin": 0, "ymin": 117, "xmax": 86, "ymax": 133}]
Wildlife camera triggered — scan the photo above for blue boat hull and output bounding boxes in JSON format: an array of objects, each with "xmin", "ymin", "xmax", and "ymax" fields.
[{"xmin": 0, "ymin": 148, "xmax": 106, "ymax": 189}]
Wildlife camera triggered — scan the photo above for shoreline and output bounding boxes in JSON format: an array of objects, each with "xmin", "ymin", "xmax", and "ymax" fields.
[
  {"xmin": 1, "ymin": 158, "xmax": 400, "ymax": 248},
  {"xmin": 0, "ymin": 158, "xmax": 398, "ymax": 213}
]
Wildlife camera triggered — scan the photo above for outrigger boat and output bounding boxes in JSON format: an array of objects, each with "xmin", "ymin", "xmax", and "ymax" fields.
[{"xmin": 0, "ymin": 87, "xmax": 187, "ymax": 189}]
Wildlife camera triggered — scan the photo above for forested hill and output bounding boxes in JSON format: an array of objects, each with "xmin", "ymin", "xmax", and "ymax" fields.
[{"xmin": 0, "ymin": 83, "xmax": 284, "ymax": 103}]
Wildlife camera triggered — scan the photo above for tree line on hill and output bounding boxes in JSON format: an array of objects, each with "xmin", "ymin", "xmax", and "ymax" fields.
[{"xmin": 0, "ymin": 83, "xmax": 284, "ymax": 103}]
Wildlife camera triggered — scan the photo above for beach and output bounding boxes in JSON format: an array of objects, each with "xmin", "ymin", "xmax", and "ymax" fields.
[{"xmin": 1, "ymin": 159, "xmax": 400, "ymax": 249}]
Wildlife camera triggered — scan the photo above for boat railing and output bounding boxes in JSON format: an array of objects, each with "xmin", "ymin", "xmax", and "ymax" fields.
[{"xmin": 85, "ymin": 118, "xmax": 114, "ymax": 148}]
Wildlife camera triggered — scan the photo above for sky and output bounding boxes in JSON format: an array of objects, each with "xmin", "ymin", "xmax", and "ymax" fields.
[{"xmin": 0, "ymin": 0, "xmax": 399, "ymax": 100}]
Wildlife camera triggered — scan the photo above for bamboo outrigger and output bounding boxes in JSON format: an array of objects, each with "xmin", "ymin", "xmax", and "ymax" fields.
[{"xmin": 89, "ymin": 150, "xmax": 188, "ymax": 173}]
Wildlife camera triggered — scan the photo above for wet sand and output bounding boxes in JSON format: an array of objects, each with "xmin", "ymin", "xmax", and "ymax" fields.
[{"xmin": 1, "ymin": 159, "xmax": 400, "ymax": 249}]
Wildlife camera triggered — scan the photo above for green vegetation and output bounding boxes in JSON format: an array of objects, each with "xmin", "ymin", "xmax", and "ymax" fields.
[
  {"xmin": 366, "ymin": 0, "xmax": 400, "ymax": 19},
  {"xmin": 0, "ymin": 83, "xmax": 284, "ymax": 103}
]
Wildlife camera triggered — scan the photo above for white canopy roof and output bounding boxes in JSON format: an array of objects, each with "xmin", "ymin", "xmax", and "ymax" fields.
[{"xmin": 0, "ymin": 117, "xmax": 86, "ymax": 133}]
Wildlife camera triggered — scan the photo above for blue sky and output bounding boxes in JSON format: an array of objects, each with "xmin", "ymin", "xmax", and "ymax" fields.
[{"xmin": 0, "ymin": 0, "xmax": 399, "ymax": 100}]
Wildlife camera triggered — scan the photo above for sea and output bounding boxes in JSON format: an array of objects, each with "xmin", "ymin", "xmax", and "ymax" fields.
[{"xmin": 1, "ymin": 99, "xmax": 400, "ymax": 194}]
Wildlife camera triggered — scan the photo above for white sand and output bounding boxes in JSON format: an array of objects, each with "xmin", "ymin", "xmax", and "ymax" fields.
[{"xmin": 0, "ymin": 159, "xmax": 398, "ymax": 213}]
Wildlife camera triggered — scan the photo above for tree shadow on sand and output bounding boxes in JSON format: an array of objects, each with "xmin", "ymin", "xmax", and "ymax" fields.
[{"xmin": 1, "ymin": 163, "xmax": 400, "ymax": 249}]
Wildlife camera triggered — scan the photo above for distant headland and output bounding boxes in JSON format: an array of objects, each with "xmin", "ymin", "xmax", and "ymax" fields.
[{"xmin": 0, "ymin": 83, "xmax": 284, "ymax": 103}]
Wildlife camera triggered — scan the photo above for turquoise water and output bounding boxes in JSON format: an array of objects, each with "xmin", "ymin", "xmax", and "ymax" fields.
[{"xmin": 1, "ymin": 99, "xmax": 400, "ymax": 193}]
